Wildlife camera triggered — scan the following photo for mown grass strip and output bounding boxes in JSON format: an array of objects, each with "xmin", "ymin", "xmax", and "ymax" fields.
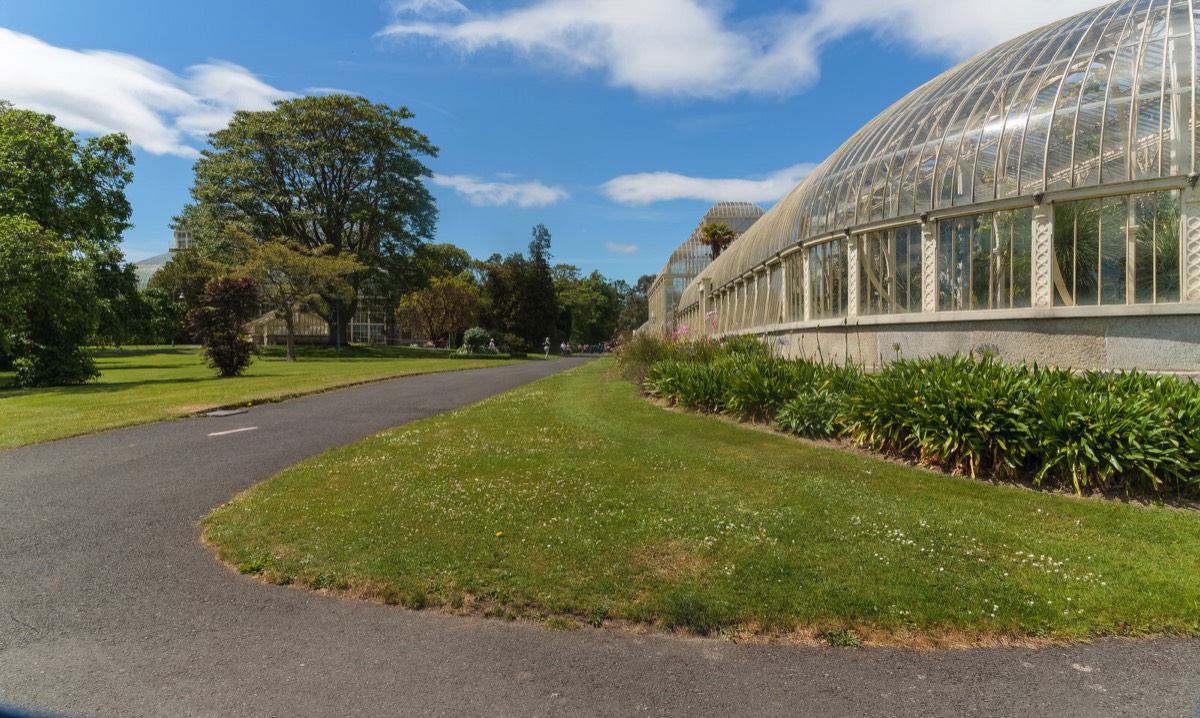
[
  {"xmin": 202, "ymin": 359, "xmax": 1200, "ymax": 646},
  {"xmin": 0, "ymin": 345, "xmax": 525, "ymax": 449}
]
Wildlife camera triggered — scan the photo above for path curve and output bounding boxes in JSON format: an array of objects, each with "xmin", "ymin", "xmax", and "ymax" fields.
[{"xmin": 1, "ymin": 359, "xmax": 1197, "ymax": 718}]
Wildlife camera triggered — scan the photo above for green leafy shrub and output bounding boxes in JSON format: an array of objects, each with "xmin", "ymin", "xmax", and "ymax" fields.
[
  {"xmin": 635, "ymin": 337, "xmax": 1200, "ymax": 497},
  {"xmin": 615, "ymin": 333, "xmax": 720, "ymax": 387},
  {"xmin": 845, "ymin": 354, "xmax": 1037, "ymax": 478},
  {"xmin": 459, "ymin": 326, "xmax": 490, "ymax": 354},
  {"xmin": 1032, "ymin": 371, "xmax": 1182, "ymax": 494},
  {"xmin": 720, "ymin": 334, "xmax": 773, "ymax": 360},
  {"xmin": 644, "ymin": 359, "xmax": 731, "ymax": 413},
  {"xmin": 778, "ymin": 387, "xmax": 848, "ymax": 439},
  {"xmin": 723, "ymin": 355, "xmax": 805, "ymax": 421}
]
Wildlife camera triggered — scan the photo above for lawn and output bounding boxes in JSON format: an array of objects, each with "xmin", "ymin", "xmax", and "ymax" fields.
[
  {"xmin": 0, "ymin": 345, "xmax": 525, "ymax": 449},
  {"xmin": 202, "ymin": 359, "xmax": 1200, "ymax": 646}
]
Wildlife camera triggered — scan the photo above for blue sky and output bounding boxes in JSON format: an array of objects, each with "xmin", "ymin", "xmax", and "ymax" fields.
[{"xmin": 0, "ymin": 0, "xmax": 1104, "ymax": 283}]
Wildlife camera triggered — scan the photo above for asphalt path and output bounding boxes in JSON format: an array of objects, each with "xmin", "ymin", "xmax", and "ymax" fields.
[{"xmin": 1, "ymin": 357, "xmax": 1198, "ymax": 718}]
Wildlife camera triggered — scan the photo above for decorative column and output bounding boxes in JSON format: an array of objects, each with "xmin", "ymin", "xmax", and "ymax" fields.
[
  {"xmin": 777, "ymin": 260, "xmax": 787, "ymax": 324},
  {"xmin": 846, "ymin": 234, "xmax": 859, "ymax": 320},
  {"xmin": 921, "ymin": 222, "xmax": 937, "ymax": 313},
  {"xmin": 1031, "ymin": 202, "xmax": 1054, "ymax": 309},
  {"xmin": 802, "ymin": 249, "xmax": 812, "ymax": 322},
  {"xmin": 1182, "ymin": 187, "xmax": 1200, "ymax": 302}
]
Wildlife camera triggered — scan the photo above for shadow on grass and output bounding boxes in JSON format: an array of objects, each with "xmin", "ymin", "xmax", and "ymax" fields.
[
  {"xmin": 13, "ymin": 376, "xmax": 215, "ymax": 395},
  {"xmin": 94, "ymin": 346, "xmax": 201, "ymax": 356}
]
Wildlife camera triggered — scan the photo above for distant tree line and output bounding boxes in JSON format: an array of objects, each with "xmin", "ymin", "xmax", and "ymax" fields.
[{"xmin": 0, "ymin": 94, "xmax": 652, "ymax": 385}]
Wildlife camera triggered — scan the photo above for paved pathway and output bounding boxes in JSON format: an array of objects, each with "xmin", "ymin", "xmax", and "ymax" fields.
[{"xmin": 1, "ymin": 359, "xmax": 1198, "ymax": 717}]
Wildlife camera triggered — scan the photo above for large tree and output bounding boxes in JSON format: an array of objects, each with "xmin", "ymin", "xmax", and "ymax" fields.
[
  {"xmin": 243, "ymin": 236, "xmax": 364, "ymax": 361},
  {"xmin": 553, "ymin": 265, "xmax": 620, "ymax": 345},
  {"xmin": 476, "ymin": 225, "xmax": 559, "ymax": 351},
  {"xmin": 398, "ymin": 273, "xmax": 479, "ymax": 347},
  {"xmin": 185, "ymin": 94, "xmax": 438, "ymax": 345},
  {"xmin": 0, "ymin": 102, "xmax": 135, "ymax": 385}
]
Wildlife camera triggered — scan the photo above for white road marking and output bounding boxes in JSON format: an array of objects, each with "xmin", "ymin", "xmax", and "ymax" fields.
[{"xmin": 207, "ymin": 427, "xmax": 259, "ymax": 437}]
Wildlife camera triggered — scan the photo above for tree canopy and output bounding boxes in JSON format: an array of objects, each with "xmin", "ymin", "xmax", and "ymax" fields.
[
  {"xmin": 398, "ymin": 274, "xmax": 479, "ymax": 347},
  {"xmin": 0, "ymin": 102, "xmax": 136, "ymax": 385},
  {"xmin": 185, "ymin": 94, "xmax": 438, "ymax": 344},
  {"xmin": 476, "ymin": 225, "xmax": 558, "ymax": 351},
  {"xmin": 244, "ymin": 236, "xmax": 364, "ymax": 361}
]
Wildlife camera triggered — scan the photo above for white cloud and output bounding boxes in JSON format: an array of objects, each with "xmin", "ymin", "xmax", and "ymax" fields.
[
  {"xmin": 380, "ymin": 0, "xmax": 1106, "ymax": 98},
  {"xmin": 432, "ymin": 173, "xmax": 569, "ymax": 207},
  {"xmin": 601, "ymin": 163, "xmax": 816, "ymax": 206},
  {"xmin": 304, "ymin": 86, "xmax": 359, "ymax": 96},
  {"xmin": 389, "ymin": 0, "xmax": 469, "ymax": 17},
  {"xmin": 0, "ymin": 28, "xmax": 293, "ymax": 157},
  {"xmin": 605, "ymin": 242, "xmax": 638, "ymax": 255},
  {"xmin": 806, "ymin": 0, "xmax": 1104, "ymax": 59}
]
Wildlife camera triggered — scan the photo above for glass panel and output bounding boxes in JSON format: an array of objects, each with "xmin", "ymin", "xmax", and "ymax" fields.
[
  {"xmin": 916, "ymin": 146, "xmax": 939, "ymax": 213},
  {"xmin": 1193, "ymin": 0, "xmax": 1200, "ymax": 172},
  {"xmin": 1132, "ymin": 192, "xmax": 1159, "ymax": 302},
  {"xmin": 969, "ymin": 214, "xmax": 994, "ymax": 309},
  {"xmin": 1001, "ymin": 207, "xmax": 1034, "ymax": 309},
  {"xmin": 811, "ymin": 239, "xmax": 848, "ymax": 320},
  {"xmin": 1073, "ymin": 51, "xmax": 1113, "ymax": 187},
  {"xmin": 970, "ymin": 42, "xmax": 1047, "ymax": 204},
  {"xmin": 1045, "ymin": 59, "xmax": 1090, "ymax": 190},
  {"xmin": 1019, "ymin": 67, "xmax": 1066, "ymax": 194},
  {"xmin": 898, "ymin": 146, "xmax": 922, "ymax": 216},
  {"xmin": 937, "ymin": 220, "xmax": 953, "ymax": 310},
  {"xmin": 1053, "ymin": 200, "xmax": 1079, "ymax": 306},
  {"xmin": 897, "ymin": 225, "xmax": 921, "ymax": 313},
  {"xmin": 859, "ymin": 234, "xmax": 879, "ymax": 315},
  {"xmin": 1099, "ymin": 195, "xmax": 1129, "ymax": 304},
  {"xmin": 995, "ymin": 31, "xmax": 1077, "ymax": 198},
  {"xmin": 937, "ymin": 216, "xmax": 983, "ymax": 311},
  {"xmin": 1102, "ymin": 5, "xmax": 1147, "ymax": 183},
  {"xmin": 1077, "ymin": 198, "xmax": 1101, "ymax": 306},
  {"xmin": 1132, "ymin": 30, "xmax": 1166, "ymax": 180},
  {"xmin": 1162, "ymin": 37, "xmax": 1191, "ymax": 175},
  {"xmin": 1156, "ymin": 189, "xmax": 1181, "ymax": 302}
]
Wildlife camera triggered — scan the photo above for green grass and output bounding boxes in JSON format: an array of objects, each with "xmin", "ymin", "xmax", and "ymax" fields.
[
  {"xmin": 202, "ymin": 359, "xmax": 1200, "ymax": 646},
  {"xmin": 0, "ymin": 345, "xmax": 526, "ymax": 449}
]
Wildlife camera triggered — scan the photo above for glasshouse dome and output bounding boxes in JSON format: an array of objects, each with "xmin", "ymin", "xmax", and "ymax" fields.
[{"xmin": 658, "ymin": 0, "xmax": 1200, "ymax": 372}]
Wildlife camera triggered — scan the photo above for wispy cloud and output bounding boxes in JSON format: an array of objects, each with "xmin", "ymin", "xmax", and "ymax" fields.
[
  {"xmin": 380, "ymin": 0, "xmax": 1104, "ymax": 98},
  {"xmin": 601, "ymin": 163, "xmax": 816, "ymax": 206},
  {"xmin": 0, "ymin": 27, "xmax": 293, "ymax": 157},
  {"xmin": 605, "ymin": 242, "xmax": 638, "ymax": 255},
  {"xmin": 432, "ymin": 173, "xmax": 569, "ymax": 207},
  {"xmin": 305, "ymin": 86, "xmax": 358, "ymax": 96}
]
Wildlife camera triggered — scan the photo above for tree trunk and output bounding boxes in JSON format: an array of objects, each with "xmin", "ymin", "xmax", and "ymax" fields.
[
  {"xmin": 284, "ymin": 308, "xmax": 297, "ymax": 362},
  {"xmin": 324, "ymin": 297, "xmax": 356, "ymax": 348}
]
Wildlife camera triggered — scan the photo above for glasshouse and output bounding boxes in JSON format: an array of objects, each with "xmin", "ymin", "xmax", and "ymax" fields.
[
  {"xmin": 648, "ymin": 202, "xmax": 764, "ymax": 333},
  {"xmin": 654, "ymin": 0, "xmax": 1200, "ymax": 372}
]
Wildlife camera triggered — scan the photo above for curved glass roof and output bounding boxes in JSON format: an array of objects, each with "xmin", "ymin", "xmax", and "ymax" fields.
[
  {"xmin": 690, "ymin": 0, "xmax": 1199, "ymax": 294},
  {"xmin": 133, "ymin": 251, "xmax": 174, "ymax": 290}
]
